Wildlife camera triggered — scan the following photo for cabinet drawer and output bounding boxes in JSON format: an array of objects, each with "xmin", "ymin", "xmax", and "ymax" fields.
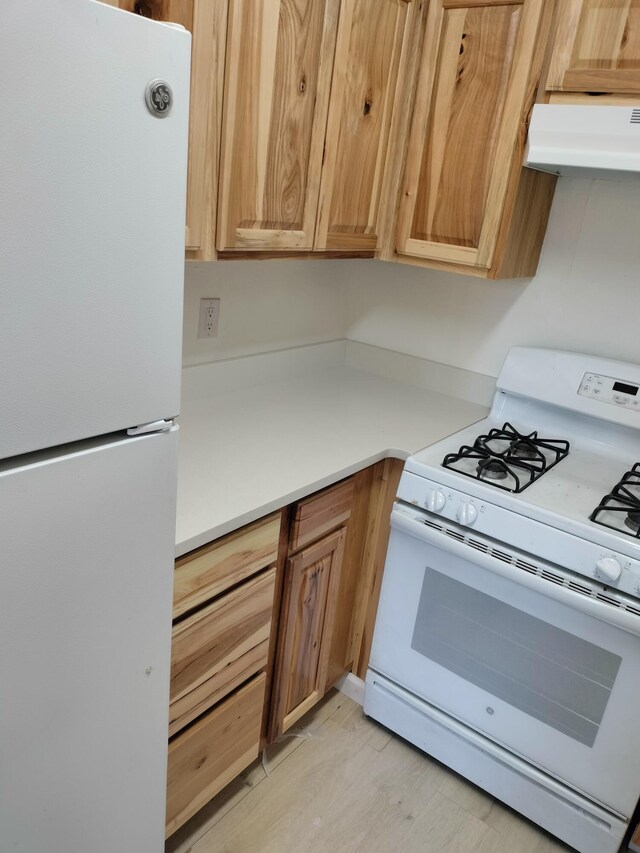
[
  {"xmin": 166, "ymin": 673, "xmax": 266, "ymax": 837},
  {"xmin": 289, "ymin": 478, "xmax": 353, "ymax": 553},
  {"xmin": 173, "ymin": 513, "xmax": 281, "ymax": 618},
  {"xmin": 169, "ymin": 569, "xmax": 276, "ymax": 737}
]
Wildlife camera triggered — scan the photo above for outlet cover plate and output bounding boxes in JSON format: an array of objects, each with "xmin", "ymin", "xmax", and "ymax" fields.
[{"xmin": 197, "ymin": 298, "xmax": 220, "ymax": 339}]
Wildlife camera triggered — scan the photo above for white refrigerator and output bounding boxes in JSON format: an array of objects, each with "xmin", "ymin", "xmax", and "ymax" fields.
[{"xmin": 0, "ymin": 2, "xmax": 190, "ymax": 851}]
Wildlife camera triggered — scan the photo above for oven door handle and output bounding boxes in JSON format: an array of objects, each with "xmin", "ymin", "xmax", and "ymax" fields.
[{"xmin": 391, "ymin": 508, "xmax": 640, "ymax": 638}]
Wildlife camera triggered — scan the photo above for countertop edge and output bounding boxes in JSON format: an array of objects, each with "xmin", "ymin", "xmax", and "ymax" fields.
[{"xmin": 174, "ymin": 445, "xmax": 410, "ymax": 558}]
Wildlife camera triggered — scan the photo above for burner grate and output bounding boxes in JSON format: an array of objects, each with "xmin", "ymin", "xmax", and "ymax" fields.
[
  {"xmin": 442, "ymin": 422, "xmax": 570, "ymax": 493},
  {"xmin": 590, "ymin": 463, "xmax": 640, "ymax": 539}
]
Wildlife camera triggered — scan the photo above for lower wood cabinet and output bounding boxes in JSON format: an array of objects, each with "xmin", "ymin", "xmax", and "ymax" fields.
[
  {"xmin": 165, "ymin": 460, "xmax": 404, "ymax": 837},
  {"xmin": 271, "ymin": 527, "xmax": 346, "ymax": 736},
  {"xmin": 169, "ymin": 568, "xmax": 276, "ymax": 737},
  {"xmin": 166, "ymin": 515, "xmax": 282, "ymax": 835},
  {"xmin": 166, "ymin": 673, "xmax": 266, "ymax": 837},
  {"xmin": 173, "ymin": 513, "xmax": 281, "ymax": 619},
  {"xmin": 289, "ymin": 477, "xmax": 354, "ymax": 551}
]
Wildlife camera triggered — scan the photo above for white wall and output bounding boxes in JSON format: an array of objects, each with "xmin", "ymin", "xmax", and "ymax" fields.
[
  {"xmin": 182, "ymin": 259, "xmax": 347, "ymax": 366},
  {"xmin": 344, "ymin": 178, "xmax": 640, "ymax": 377},
  {"xmin": 183, "ymin": 179, "xmax": 640, "ymax": 375}
]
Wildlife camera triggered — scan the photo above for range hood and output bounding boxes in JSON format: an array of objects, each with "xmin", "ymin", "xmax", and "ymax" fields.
[{"xmin": 525, "ymin": 104, "xmax": 640, "ymax": 179}]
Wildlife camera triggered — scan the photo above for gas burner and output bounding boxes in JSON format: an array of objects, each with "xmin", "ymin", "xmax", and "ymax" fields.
[
  {"xmin": 442, "ymin": 422, "xmax": 570, "ymax": 493},
  {"xmin": 509, "ymin": 439, "xmax": 539, "ymax": 460},
  {"xmin": 477, "ymin": 458, "xmax": 508, "ymax": 481},
  {"xmin": 626, "ymin": 511, "xmax": 640, "ymax": 534},
  {"xmin": 591, "ymin": 464, "xmax": 640, "ymax": 539}
]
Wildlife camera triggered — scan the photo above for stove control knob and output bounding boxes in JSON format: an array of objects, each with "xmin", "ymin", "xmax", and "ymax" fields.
[
  {"xmin": 596, "ymin": 557, "xmax": 622, "ymax": 583},
  {"xmin": 457, "ymin": 502, "xmax": 478, "ymax": 527},
  {"xmin": 426, "ymin": 490, "xmax": 446, "ymax": 513}
]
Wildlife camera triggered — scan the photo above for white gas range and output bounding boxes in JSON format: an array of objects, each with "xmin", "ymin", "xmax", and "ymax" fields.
[{"xmin": 364, "ymin": 348, "xmax": 640, "ymax": 853}]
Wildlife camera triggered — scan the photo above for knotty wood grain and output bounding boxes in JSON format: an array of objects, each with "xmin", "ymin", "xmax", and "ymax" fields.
[
  {"xmin": 271, "ymin": 528, "xmax": 346, "ymax": 736},
  {"xmin": 169, "ymin": 569, "xmax": 276, "ymax": 736},
  {"xmin": 166, "ymin": 673, "xmax": 266, "ymax": 837},
  {"xmin": 173, "ymin": 513, "xmax": 281, "ymax": 619},
  {"xmin": 289, "ymin": 477, "xmax": 354, "ymax": 552},
  {"xmin": 315, "ymin": 0, "xmax": 416, "ymax": 251},
  {"xmin": 547, "ymin": 0, "xmax": 640, "ymax": 95},
  {"xmin": 411, "ymin": 4, "xmax": 523, "ymax": 253},
  {"xmin": 168, "ymin": 641, "xmax": 269, "ymax": 739},
  {"xmin": 395, "ymin": 0, "xmax": 552, "ymax": 276},
  {"xmin": 351, "ymin": 458, "xmax": 404, "ymax": 678},
  {"xmin": 326, "ymin": 467, "xmax": 375, "ymax": 689},
  {"xmin": 217, "ymin": 0, "xmax": 340, "ymax": 250}
]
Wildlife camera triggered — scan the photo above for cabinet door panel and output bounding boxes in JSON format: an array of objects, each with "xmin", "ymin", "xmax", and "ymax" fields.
[
  {"xmin": 272, "ymin": 528, "xmax": 346, "ymax": 736},
  {"xmin": 315, "ymin": 0, "xmax": 416, "ymax": 251},
  {"xmin": 217, "ymin": 0, "xmax": 340, "ymax": 251},
  {"xmin": 397, "ymin": 0, "xmax": 546, "ymax": 270},
  {"xmin": 547, "ymin": 0, "xmax": 640, "ymax": 95}
]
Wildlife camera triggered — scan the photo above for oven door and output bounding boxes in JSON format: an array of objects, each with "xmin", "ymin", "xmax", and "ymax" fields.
[{"xmin": 370, "ymin": 504, "xmax": 640, "ymax": 818}]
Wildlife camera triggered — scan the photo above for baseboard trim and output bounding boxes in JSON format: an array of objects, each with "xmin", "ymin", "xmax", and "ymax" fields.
[{"xmin": 336, "ymin": 672, "xmax": 365, "ymax": 706}]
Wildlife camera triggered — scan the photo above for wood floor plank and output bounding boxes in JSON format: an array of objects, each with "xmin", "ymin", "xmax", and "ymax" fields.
[
  {"xmin": 263, "ymin": 688, "xmax": 353, "ymax": 774},
  {"xmin": 330, "ymin": 697, "xmax": 393, "ymax": 752},
  {"xmin": 165, "ymin": 761, "xmax": 266, "ymax": 853},
  {"xmin": 167, "ymin": 690, "xmax": 348, "ymax": 853},
  {"xmin": 193, "ymin": 721, "xmax": 368, "ymax": 852},
  {"xmin": 169, "ymin": 695, "xmax": 572, "ymax": 853},
  {"xmin": 393, "ymin": 791, "xmax": 495, "ymax": 853},
  {"xmin": 321, "ymin": 736, "xmax": 449, "ymax": 852},
  {"xmin": 438, "ymin": 771, "xmax": 496, "ymax": 822}
]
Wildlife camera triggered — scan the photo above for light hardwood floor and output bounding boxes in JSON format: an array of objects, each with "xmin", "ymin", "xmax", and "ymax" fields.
[{"xmin": 166, "ymin": 691, "xmax": 571, "ymax": 853}]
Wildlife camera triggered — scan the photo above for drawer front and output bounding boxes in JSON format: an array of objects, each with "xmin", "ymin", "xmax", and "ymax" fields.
[
  {"xmin": 173, "ymin": 513, "xmax": 281, "ymax": 618},
  {"xmin": 289, "ymin": 478, "xmax": 353, "ymax": 552},
  {"xmin": 166, "ymin": 672, "xmax": 266, "ymax": 837},
  {"xmin": 169, "ymin": 569, "xmax": 276, "ymax": 737}
]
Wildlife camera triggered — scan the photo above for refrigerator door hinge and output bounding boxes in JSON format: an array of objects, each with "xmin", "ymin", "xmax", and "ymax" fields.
[{"xmin": 127, "ymin": 419, "xmax": 174, "ymax": 436}]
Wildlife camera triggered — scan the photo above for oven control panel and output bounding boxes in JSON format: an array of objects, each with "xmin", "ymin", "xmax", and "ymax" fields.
[
  {"xmin": 578, "ymin": 372, "xmax": 640, "ymax": 411},
  {"xmin": 397, "ymin": 471, "xmax": 640, "ymax": 598}
]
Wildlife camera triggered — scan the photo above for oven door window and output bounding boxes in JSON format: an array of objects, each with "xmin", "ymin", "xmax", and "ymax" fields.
[{"xmin": 412, "ymin": 567, "xmax": 621, "ymax": 748}]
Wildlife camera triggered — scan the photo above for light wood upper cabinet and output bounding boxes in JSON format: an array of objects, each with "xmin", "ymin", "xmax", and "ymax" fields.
[
  {"xmin": 547, "ymin": 0, "xmax": 640, "ymax": 95},
  {"xmin": 394, "ymin": 0, "xmax": 556, "ymax": 278},
  {"xmin": 98, "ymin": 0, "xmax": 225, "ymax": 259},
  {"xmin": 315, "ymin": 0, "xmax": 416, "ymax": 252},
  {"xmin": 101, "ymin": 0, "xmax": 570, "ymax": 273},
  {"xmin": 217, "ymin": 0, "xmax": 340, "ymax": 252},
  {"xmin": 217, "ymin": 0, "xmax": 416, "ymax": 255}
]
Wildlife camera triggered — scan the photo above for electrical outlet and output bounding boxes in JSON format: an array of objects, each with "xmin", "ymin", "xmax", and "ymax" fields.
[{"xmin": 197, "ymin": 298, "xmax": 220, "ymax": 339}]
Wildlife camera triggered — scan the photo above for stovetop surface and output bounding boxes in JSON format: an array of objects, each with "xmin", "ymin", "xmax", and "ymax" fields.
[
  {"xmin": 442, "ymin": 421, "xmax": 570, "ymax": 494},
  {"xmin": 405, "ymin": 414, "xmax": 640, "ymax": 559},
  {"xmin": 404, "ymin": 348, "xmax": 640, "ymax": 557}
]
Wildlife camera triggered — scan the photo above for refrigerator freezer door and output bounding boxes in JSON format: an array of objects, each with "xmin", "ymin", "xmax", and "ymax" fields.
[
  {"xmin": 0, "ymin": 1, "xmax": 190, "ymax": 460},
  {"xmin": 0, "ymin": 429, "xmax": 177, "ymax": 853}
]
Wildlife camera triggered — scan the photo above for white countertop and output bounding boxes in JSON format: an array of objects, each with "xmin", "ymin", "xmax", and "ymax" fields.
[{"xmin": 175, "ymin": 358, "xmax": 489, "ymax": 557}]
